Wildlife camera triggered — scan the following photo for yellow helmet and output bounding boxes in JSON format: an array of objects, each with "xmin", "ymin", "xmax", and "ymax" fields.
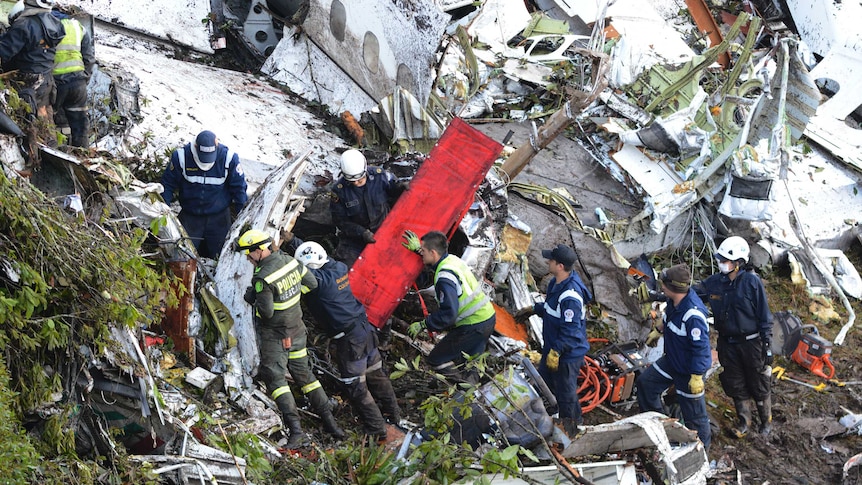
[{"xmin": 235, "ymin": 229, "xmax": 272, "ymax": 255}]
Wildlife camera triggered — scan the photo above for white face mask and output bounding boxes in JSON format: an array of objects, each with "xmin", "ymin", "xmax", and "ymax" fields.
[{"xmin": 718, "ymin": 261, "xmax": 735, "ymax": 274}]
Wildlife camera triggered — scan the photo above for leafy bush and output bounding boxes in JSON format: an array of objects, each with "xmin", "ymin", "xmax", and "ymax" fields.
[{"xmin": 0, "ymin": 358, "xmax": 39, "ymax": 484}]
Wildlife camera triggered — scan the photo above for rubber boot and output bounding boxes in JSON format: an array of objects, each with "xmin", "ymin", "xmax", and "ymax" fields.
[
  {"xmin": 731, "ymin": 398, "xmax": 751, "ymax": 438},
  {"xmin": 756, "ymin": 398, "xmax": 773, "ymax": 435},
  {"xmin": 351, "ymin": 391, "xmax": 388, "ymax": 438},
  {"xmin": 319, "ymin": 408, "xmax": 346, "ymax": 439},
  {"xmin": 560, "ymin": 417, "xmax": 581, "ymax": 439},
  {"xmin": 283, "ymin": 415, "xmax": 311, "ymax": 449},
  {"xmin": 366, "ymin": 368, "xmax": 402, "ymax": 424}
]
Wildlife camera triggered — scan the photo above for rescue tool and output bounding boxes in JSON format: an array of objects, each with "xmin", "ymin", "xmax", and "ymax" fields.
[{"xmin": 772, "ymin": 366, "xmax": 827, "ymax": 392}]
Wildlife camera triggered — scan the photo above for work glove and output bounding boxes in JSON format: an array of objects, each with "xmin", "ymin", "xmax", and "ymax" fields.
[
  {"xmin": 513, "ymin": 307, "xmax": 534, "ymax": 321},
  {"xmin": 407, "ymin": 320, "xmax": 425, "ymax": 339},
  {"xmin": 362, "ymin": 229, "xmax": 376, "ymax": 244},
  {"xmin": 523, "ymin": 350, "xmax": 542, "ymax": 365},
  {"xmin": 762, "ymin": 338, "xmax": 774, "ymax": 366},
  {"xmin": 402, "ymin": 230, "xmax": 421, "ymax": 253},
  {"xmin": 645, "ymin": 326, "xmax": 663, "ymax": 347},
  {"xmin": 546, "ymin": 349, "xmax": 560, "ymax": 372},
  {"xmin": 689, "ymin": 374, "xmax": 704, "ymax": 394},
  {"xmin": 243, "ymin": 286, "xmax": 256, "ymax": 305}
]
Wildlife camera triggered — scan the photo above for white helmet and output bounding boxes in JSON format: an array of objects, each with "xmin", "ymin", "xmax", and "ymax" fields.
[
  {"xmin": 295, "ymin": 241, "xmax": 328, "ymax": 269},
  {"xmin": 24, "ymin": 0, "xmax": 53, "ymax": 8},
  {"xmin": 340, "ymin": 149, "xmax": 367, "ymax": 182},
  {"xmin": 8, "ymin": 1, "xmax": 24, "ymax": 22},
  {"xmin": 715, "ymin": 236, "xmax": 750, "ymax": 263}
]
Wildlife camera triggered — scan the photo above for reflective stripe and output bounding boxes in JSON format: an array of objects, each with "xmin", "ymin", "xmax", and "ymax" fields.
[
  {"xmin": 667, "ymin": 308, "xmax": 708, "ymax": 337},
  {"xmin": 272, "ymin": 293, "xmax": 301, "ymax": 310},
  {"xmin": 53, "ymin": 19, "xmax": 85, "ymax": 75},
  {"xmin": 652, "ymin": 361, "xmax": 672, "ymax": 380},
  {"xmin": 272, "ymin": 385, "xmax": 292, "ymax": 400},
  {"xmin": 264, "ymin": 259, "xmax": 300, "ymax": 283},
  {"xmin": 176, "ymin": 148, "xmax": 234, "ymax": 185},
  {"xmin": 339, "ymin": 375, "xmax": 365, "ymax": 385},
  {"xmin": 432, "ymin": 361, "xmax": 456, "ymax": 370},
  {"xmin": 434, "ymin": 256, "xmax": 495, "ymax": 326},
  {"xmin": 544, "ymin": 289, "xmax": 584, "ymax": 319},
  {"xmin": 331, "ymin": 331, "xmax": 346, "ymax": 340},
  {"xmin": 289, "ymin": 347, "xmax": 308, "ymax": 359},
  {"xmin": 301, "ymin": 380, "xmax": 322, "ymax": 394},
  {"xmin": 367, "ymin": 360, "xmax": 383, "ymax": 373},
  {"xmin": 678, "ymin": 389, "xmax": 704, "ymax": 398}
]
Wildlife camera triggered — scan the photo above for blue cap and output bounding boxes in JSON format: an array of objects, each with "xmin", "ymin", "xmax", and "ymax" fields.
[
  {"xmin": 195, "ymin": 130, "xmax": 218, "ymax": 164},
  {"xmin": 542, "ymin": 244, "xmax": 577, "ymax": 267}
]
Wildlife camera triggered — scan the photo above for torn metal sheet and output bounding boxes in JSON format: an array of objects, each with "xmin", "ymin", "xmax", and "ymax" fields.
[
  {"xmin": 264, "ymin": 0, "xmax": 447, "ymax": 114},
  {"xmin": 368, "ymin": 87, "xmax": 445, "ymax": 149},
  {"xmin": 467, "ymin": 0, "xmax": 532, "ymax": 54},
  {"xmin": 562, "ymin": 411, "xmax": 709, "ymax": 484}
]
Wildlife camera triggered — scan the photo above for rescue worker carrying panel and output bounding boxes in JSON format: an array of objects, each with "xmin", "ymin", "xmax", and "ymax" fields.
[
  {"xmin": 294, "ymin": 239, "xmax": 402, "ymax": 439},
  {"xmin": 330, "ymin": 149, "xmax": 405, "ymax": 267},
  {"xmin": 402, "ymin": 230, "xmax": 496, "ymax": 383}
]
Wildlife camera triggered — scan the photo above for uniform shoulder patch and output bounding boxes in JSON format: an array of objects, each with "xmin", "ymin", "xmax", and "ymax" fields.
[
  {"xmin": 254, "ymin": 280, "xmax": 264, "ymax": 292},
  {"xmin": 690, "ymin": 327, "xmax": 702, "ymax": 340},
  {"xmin": 564, "ymin": 308, "xmax": 575, "ymax": 322}
]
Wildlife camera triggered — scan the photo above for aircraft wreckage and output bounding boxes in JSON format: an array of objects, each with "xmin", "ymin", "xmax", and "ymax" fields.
[{"xmin": 2, "ymin": 0, "xmax": 862, "ymax": 483}]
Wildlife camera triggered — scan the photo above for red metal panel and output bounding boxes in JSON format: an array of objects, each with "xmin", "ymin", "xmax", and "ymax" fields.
[{"xmin": 350, "ymin": 118, "xmax": 502, "ymax": 328}]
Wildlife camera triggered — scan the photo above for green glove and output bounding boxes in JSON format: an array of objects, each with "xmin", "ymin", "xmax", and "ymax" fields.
[
  {"xmin": 689, "ymin": 374, "xmax": 704, "ymax": 394},
  {"xmin": 546, "ymin": 349, "xmax": 560, "ymax": 372},
  {"xmin": 645, "ymin": 326, "xmax": 663, "ymax": 347},
  {"xmin": 407, "ymin": 320, "xmax": 425, "ymax": 339},
  {"xmin": 402, "ymin": 230, "xmax": 421, "ymax": 253}
]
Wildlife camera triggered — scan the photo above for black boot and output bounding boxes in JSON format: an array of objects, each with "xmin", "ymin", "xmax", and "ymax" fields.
[
  {"xmin": 320, "ymin": 409, "xmax": 346, "ymax": 439},
  {"xmin": 366, "ymin": 368, "xmax": 402, "ymax": 424},
  {"xmin": 731, "ymin": 399, "xmax": 751, "ymax": 438},
  {"xmin": 756, "ymin": 398, "xmax": 773, "ymax": 435},
  {"xmin": 352, "ymin": 393, "xmax": 388, "ymax": 438},
  {"xmin": 283, "ymin": 415, "xmax": 311, "ymax": 449},
  {"xmin": 560, "ymin": 417, "xmax": 581, "ymax": 438}
]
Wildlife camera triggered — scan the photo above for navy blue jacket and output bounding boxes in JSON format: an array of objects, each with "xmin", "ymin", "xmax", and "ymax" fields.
[
  {"xmin": 534, "ymin": 271, "xmax": 592, "ymax": 363},
  {"xmin": 424, "ymin": 253, "xmax": 458, "ymax": 332},
  {"xmin": 161, "ymin": 143, "xmax": 248, "ymax": 216},
  {"xmin": 662, "ymin": 289, "xmax": 712, "ymax": 376},
  {"xmin": 304, "ymin": 259, "xmax": 367, "ymax": 335},
  {"xmin": 0, "ymin": 9, "xmax": 65, "ymax": 74},
  {"xmin": 697, "ymin": 270, "xmax": 772, "ymax": 341},
  {"xmin": 330, "ymin": 166, "xmax": 398, "ymax": 240}
]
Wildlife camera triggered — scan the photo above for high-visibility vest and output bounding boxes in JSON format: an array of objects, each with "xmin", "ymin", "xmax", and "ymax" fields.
[
  {"xmin": 53, "ymin": 18, "xmax": 85, "ymax": 76},
  {"xmin": 434, "ymin": 255, "xmax": 495, "ymax": 327}
]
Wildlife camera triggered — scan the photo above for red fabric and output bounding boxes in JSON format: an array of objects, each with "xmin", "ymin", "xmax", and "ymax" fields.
[{"xmin": 350, "ymin": 118, "xmax": 502, "ymax": 327}]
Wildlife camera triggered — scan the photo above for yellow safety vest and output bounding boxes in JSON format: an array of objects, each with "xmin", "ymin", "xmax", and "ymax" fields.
[
  {"xmin": 434, "ymin": 255, "xmax": 495, "ymax": 327},
  {"xmin": 53, "ymin": 18, "xmax": 85, "ymax": 76}
]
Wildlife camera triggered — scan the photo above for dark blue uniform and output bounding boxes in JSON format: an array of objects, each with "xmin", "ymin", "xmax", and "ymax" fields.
[
  {"xmin": 534, "ymin": 270, "xmax": 592, "ymax": 425},
  {"xmin": 303, "ymin": 258, "xmax": 401, "ymax": 435},
  {"xmin": 161, "ymin": 143, "xmax": 247, "ymax": 258},
  {"xmin": 636, "ymin": 288, "xmax": 712, "ymax": 449},
  {"xmin": 329, "ymin": 166, "xmax": 398, "ymax": 266},
  {"xmin": 0, "ymin": 8, "xmax": 65, "ymax": 112},
  {"xmin": 698, "ymin": 270, "xmax": 772, "ymax": 400}
]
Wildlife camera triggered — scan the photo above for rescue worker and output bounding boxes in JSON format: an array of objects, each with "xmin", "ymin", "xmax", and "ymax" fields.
[
  {"xmin": 534, "ymin": 244, "xmax": 592, "ymax": 438},
  {"xmin": 294, "ymin": 239, "xmax": 402, "ymax": 439},
  {"xmin": 51, "ymin": 10, "xmax": 94, "ymax": 148},
  {"xmin": 696, "ymin": 236, "xmax": 773, "ymax": 437},
  {"xmin": 402, "ymin": 230, "xmax": 496, "ymax": 383},
  {"xmin": 637, "ymin": 263, "xmax": 712, "ymax": 450},
  {"xmin": 0, "ymin": 0, "xmax": 65, "ymax": 120},
  {"xmin": 161, "ymin": 130, "xmax": 248, "ymax": 259},
  {"xmin": 236, "ymin": 229, "xmax": 345, "ymax": 448},
  {"xmin": 330, "ymin": 149, "xmax": 403, "ymax": 267}
]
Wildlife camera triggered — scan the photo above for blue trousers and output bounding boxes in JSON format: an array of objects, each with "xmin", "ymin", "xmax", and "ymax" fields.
[
  {"xmin": 179, "ymin": 208, "xmax": 231, "ymax": 259},
  {"xmin": 539, "ymin": 354, "xmax": 584, "ymax": 424},
  {"xmin": 636, "ymin": 356, "xmax": 711, "ymax": 450}
]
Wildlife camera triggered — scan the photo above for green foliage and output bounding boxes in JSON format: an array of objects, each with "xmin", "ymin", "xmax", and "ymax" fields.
[
  {"xmin": 0, "ymin": 358, "xmax": 39, "ymax": 484},
  {"xmin": 209, "ymin": 431, "xmax": 272, "ymax": 483},
  {"xmin": 0, "ymin": 168, "xmax": 178, "ymax": 426}
]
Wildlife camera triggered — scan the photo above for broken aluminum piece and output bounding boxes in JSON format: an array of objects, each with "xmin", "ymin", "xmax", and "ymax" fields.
[{"xmin": 369, "ymin": 87, "xmax": 445, "ymax": 145}]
